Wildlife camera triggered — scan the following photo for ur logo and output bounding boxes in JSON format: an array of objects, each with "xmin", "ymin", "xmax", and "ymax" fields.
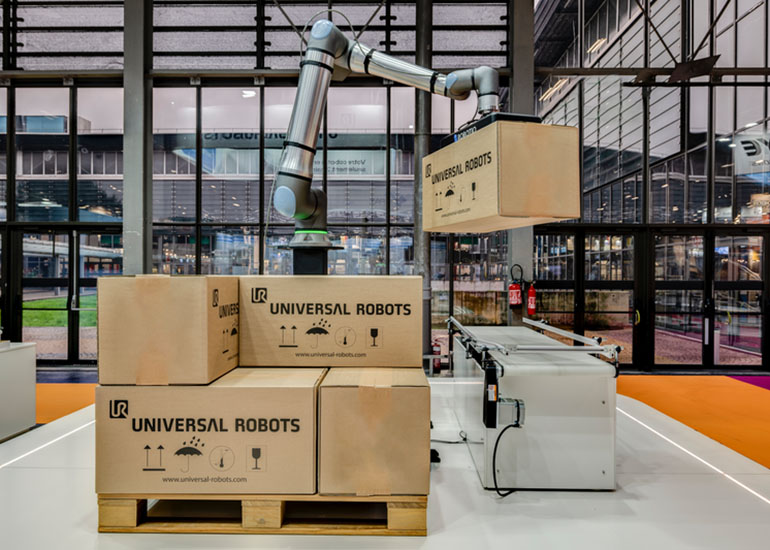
[
  {"xmin": 425, "ymin": 163, "xmax": 432, "ymax": 179},
  {"xmin": 251, "ymin": 288, "xmax": 268, "ymax": 304},
  {"xmin": 109, "ymin": 400, "xmax": 128, "ymax": 419},
  {"xmin": 212, "ymin": 289, "xmax": 219, "ymax": 308}
]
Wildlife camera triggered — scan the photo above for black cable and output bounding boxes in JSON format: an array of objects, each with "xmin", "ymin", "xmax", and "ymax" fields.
[
  {"xmin": 492, "ymin": 424, "xmax": 518, "ymax": 498},
  {"xmin": 431, "ymin": 430, "xmax": 468, "ymax": 444}
]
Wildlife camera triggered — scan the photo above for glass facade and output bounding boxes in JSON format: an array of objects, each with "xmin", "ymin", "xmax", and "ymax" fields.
[{"xmin": 0, "ymin": 0, "xmax": 768, "ymax": 371}]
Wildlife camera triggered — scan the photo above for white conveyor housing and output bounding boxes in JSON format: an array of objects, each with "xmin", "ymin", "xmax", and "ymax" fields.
[
  {"xmin": 451, "ymin": 323, "xmax": 617, "ymax": 491},
  {"xmin": 0, "ymin": 342, "xmax": 37, "ymax": 442}
]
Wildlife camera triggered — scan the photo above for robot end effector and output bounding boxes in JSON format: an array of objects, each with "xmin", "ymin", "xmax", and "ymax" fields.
[{"xmin": 273, "ymin": 19, "xmax": 500, "ymax": 247}]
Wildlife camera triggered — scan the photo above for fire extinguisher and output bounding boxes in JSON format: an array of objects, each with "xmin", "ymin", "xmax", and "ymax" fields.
[
  {"xmin": 526, "ymin": 281, "xmax": 537, "ymax": 317},
  {"xmin": 508, "ymin": 264, "xmax": 523, "ymax": 309}
]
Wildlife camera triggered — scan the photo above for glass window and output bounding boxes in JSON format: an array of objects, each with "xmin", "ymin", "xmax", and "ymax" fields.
[
  {"xmin": 78, "ymin": 88, "xmax": 124, "ymax": 221},
  {"xmin": 200, "ymin": 226, "xmax": 260, "ymax": 275},
  {"xmin": 327, "ymin": 88, "xmax": 387, "ymax": 225},
  {"xmin": 535, "ymin": 234, "xmax": 574, "ymax": 281},
  {"xmin": 201, "ymin": 88, "xmax": 260, "ymax": 223},
  {"xmin": 655, "ymin": 235, "xmax": 704, "ymax": 280},
  {"xmin": 152, "ymin": 226, "xmax": 196, "ymax": 275},
  {"xmin": 15, "ymin": 88, "xmax": 70, "ymax": 222},
  {"xmin": 715, "ymin": 236, "xmax": 762, "ymax": 281},
  {"xmin": 153, "ymin": 88, "xmax": 196, "ymax": 223}
]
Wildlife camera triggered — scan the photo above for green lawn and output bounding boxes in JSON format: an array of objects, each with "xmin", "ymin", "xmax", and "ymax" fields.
[{"xmin": 23, "ymin": 295, "xmax": 97, "ymax": 327}]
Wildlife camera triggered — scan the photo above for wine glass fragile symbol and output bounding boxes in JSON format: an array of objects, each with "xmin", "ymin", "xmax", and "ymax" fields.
[
  {"xmin": 251, "ymin": 448, "xmax": 261, "ymax": 470},
  {"xmin": 370, "ymin": 328, "xmax": 379, "ymax": 347}
]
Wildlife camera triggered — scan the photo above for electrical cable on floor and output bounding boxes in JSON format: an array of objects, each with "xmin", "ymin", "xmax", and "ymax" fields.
[
  {"xmin": 431, "ymin": 430, "xmax": 468, "ymax": 444},
  {"xmin": 492, "ymin": 424, "xmax": 518, "ymax": 498}
]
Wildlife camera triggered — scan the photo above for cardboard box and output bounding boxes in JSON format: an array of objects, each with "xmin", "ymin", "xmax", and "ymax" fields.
[
  {"xmin": 319, "ymin": 368, "xmax": 430, "ymax": 496},
  {"xmin": 239, "ymin": 276, "xmax": 422, "ymax": 367},
  {"xmin": 422, "ymin": 119, "xmax": 580, "ymax": 233},
  {"xmin": 98, "ymin": 275, "xmax": 239, "ymax": 385},
  {"xmin": 95, "ymin": 368, "xmax": 325, "ymax": 495}
]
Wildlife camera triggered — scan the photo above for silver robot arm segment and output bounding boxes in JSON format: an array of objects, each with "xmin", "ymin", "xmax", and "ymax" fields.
[{"xmin": 273, "ymin": 19, "xmax": 500, "ymax": 248}]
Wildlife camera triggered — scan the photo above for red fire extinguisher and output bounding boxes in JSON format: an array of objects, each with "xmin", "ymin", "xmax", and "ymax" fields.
[
  {"xmin": 508, "ymin": 264, "xmax": 523, "ymax": 309},
  {"xmin": 526, "ymin": 281, "xmax": 537, "ymax": 317}
]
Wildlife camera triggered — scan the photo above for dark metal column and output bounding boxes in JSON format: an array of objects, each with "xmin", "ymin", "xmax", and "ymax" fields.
[
  {"xmin": 415, "ymin": 0, "xmax": 432, "ymax": 367},
  {"xmin": 507, "ymin": 0, "xmax": 535, "ymax": 326},
  {"xmin": 123, "ymin": 0, "xmax": 154, "ymax": 274}
]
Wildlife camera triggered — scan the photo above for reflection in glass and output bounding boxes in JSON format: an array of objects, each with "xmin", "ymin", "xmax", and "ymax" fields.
[
  {"xmin": 328, "ymin": 226, "xmax": 386, "ymax": 275},
  {"xmin": 655, "ymin": 235, "xmax": 703, "ymax": 280},
  {"xmin": 714, "ymin": 236, "xmax": 762, "ymax": 281},
  {"xmin": 152, "ymin": 226, "xmax": 196, "ymax": 275},
  {"xmin": 16, "ymin": 88, "xmax": 70, "ymax": 222},
  {"xmin": 78, "ymin": 88, "xmax": 124, "ymax": 221},
  {"xmin": 153, "ymin": 88, "xmax": 196, "ymax": 223},
  {"xmin": 535, "ymin": 234, "xmax": 574, "ymax": 280},
  {"xmin": 200, "ymin": 226, "xmax": 259, "ymax": 275}
]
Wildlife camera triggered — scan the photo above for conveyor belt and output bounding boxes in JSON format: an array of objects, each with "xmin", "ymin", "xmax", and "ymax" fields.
[{"xmin": 461, "ymin": 326, "xmax": 616, "ymax": 378}]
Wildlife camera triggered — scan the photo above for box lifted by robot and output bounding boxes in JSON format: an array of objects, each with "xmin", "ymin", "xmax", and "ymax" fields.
[{"xmin": 422, "ymin": 114, "xmax": 580, "ymax": 233}]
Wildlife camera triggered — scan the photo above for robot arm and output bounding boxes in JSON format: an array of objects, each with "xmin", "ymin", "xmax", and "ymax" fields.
[{"xmin": 274, "ymin": 19, "xmax": 500, "ymax": 248}]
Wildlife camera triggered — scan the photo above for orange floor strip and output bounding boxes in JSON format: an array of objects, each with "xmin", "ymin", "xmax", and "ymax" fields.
[
  {"xmin": 36, "ymin": 384, "xmax": 97, "ymax": 424},
  {"xmin": 618, "ymin": 375, "xmax": 770, "ymax": 469}
]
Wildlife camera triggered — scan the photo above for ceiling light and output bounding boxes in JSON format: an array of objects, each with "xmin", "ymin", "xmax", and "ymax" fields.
[
  {"xmin": 729, "ymin": 143, "xmax": 737, "ymax": 148},
  {"xmin": 242, "ymin": 90, "xmax": 257, "ymax": 98},
  {"xmin": 745, "ymin": 122, "xmax": 758, "ymax": 128},
  {"xmin": 539, "ymin": 78, "xmax": 568, "ymax": 102},
  {"xmin": 587, "ymin": 38, "xmax": 607, "ymax": 54}
]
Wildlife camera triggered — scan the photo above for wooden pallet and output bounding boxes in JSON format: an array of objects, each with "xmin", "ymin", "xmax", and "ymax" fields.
[{"xmin": 98, "ymin": 493, "xmax": 428, "ymax": 536}]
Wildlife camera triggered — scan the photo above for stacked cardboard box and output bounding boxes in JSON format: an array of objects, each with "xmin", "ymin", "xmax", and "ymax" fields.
[{"xmin": 95, "ymin": 274, "xmax": 430, "ymax": 499}]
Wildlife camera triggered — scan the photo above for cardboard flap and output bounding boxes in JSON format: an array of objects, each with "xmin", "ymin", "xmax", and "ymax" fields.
[
  {"xmin": 213, "ymin": 367, "xmax": 327, "ymax": 388},
  {"xmin": 322, "ymin": 367, "xmax": 427, "ymax": 388}
]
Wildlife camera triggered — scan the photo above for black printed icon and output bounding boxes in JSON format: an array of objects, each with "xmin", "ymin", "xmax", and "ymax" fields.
[
  {"xmin": 143, "ymin": 444, "xmax": 165, "ymax": 472},
  {"xmin": 249, "ymin": 447, "xmax": 264, "ymax": 471},
  {"xmin": 175, "ymin": 436, "xmax": 204, "ymax": 473},
  {"xmin": 222, "ymin": 323, "xmax": 239, "ymax": 355},
  {"xmin": 212, "ymin": 288, "xmax": 219, "ymax": 307},
  {"xmin": 109, "ymin": 399, "xmax": 128, "ymax": 419},
  {"xmin": 280, "ymin": 325, "xmax": 298, "ymax": 348},
  {"xmin": 335, "ymin": 326, "xmax": 356, "ymax": 348},
  {"xmin": 472, "ymin": 181, "xmax": 477, "ymax": 200},
  {"xmin": 209, "ymin": 446, "xmax": 235, "ymax": 472},
  {"xmin": 368, "ymin": 327, "xmax": 381, "ymax": 348},
  {"xmin": 251, "ymin": 287, "xmax": 268, "ymax": 303},
  {"xmin": 425, "ymin": 163, "xmax": 432, "ymax": 178},
  {"xmin": 306, "ymin": 319, "xmax": 331, "ymax": 349}
]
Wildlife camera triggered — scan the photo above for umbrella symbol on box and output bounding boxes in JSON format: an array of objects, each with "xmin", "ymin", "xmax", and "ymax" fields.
[
  {"xmin": 306, "ymin": 319, "xmax": 331, "ymax": 349},
  {"xmin": 175, "ymin": 436, "xmax": 204, "ymax": 472}
]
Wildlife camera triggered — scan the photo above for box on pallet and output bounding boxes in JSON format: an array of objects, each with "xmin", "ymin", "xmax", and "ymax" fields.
[
  {"xmin": 97, "ymin": 275, "xmax": 239, "ymax": 385},
  {"xmin": 96, "ymin": 368, "xmax": 325, "ymax": 495},
  {"xmin": 319, "ymin": 368, "xmax": 431, "ymax": 496},
  {"xmin": 239, "ymin": 276, "xmax": 422, "ymax": 367},
  {"xmin": 422, "ymin": 119, "xmax": 580, "ymax": 233}
]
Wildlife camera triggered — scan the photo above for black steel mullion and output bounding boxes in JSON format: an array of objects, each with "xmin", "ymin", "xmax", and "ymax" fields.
[
  {"xmin": 386, "ymin": 85, "xmax": 391, "ymax": 275},
  {"xmin": 69, "ymin": 87, "xmax": 77, "ymax": 222},
  {"xmin": 68, "ymin": 87, "xmax": 80, "ymax": 362},
  {"xmin": 761, "ymin": 230, "xmax": 770, "ymax": 371},
  {"xmin": 259, "ymin": 86, "xmax": 265, "ymax": 274},
  {"xmin": 574, "ymin": 227, "xmax": 585, "ymax": 337},
  {"xmin": 7, "ymin": 84, "xmax": 16, "ymax": 223},
  {"xmin": 703, "ymin": 228, "xmax": 715, "ymax": 367},
  {"xmin": 195, "ymin": 86, "xmax": 202, "ymax": 274}
]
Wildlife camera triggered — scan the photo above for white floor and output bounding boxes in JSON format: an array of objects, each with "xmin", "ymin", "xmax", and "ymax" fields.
[{"xmin": 1, "ymin": 381, "xmax": 769, "ymax": 549}]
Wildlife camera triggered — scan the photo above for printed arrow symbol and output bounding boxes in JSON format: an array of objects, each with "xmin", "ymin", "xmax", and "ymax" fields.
[
  {"xmin": 144, "ymin": 445, "xmax": 151, "ymax": 467},
  {"xmin": 157, "ymin": 445, "xmax": 164, "ymax": 466},
  {"xmin": 291, "ymin": 326, "xmax": 297, "ymax": 344}
]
